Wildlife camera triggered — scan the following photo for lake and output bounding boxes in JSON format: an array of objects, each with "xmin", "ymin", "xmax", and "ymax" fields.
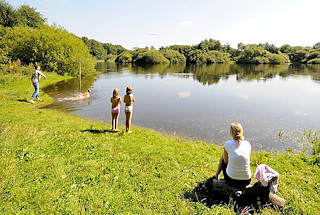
[{"xmin": 43, "ymin": 63, "xmax": 320, "ymax": 151}]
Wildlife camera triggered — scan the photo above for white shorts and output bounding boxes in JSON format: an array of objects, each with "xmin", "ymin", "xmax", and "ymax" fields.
[{"xmin": 125, "ymin": 106, "xmax": 133, "ymax": 112}]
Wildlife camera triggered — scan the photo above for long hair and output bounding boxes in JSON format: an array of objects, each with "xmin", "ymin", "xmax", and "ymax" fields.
[
  {"xmin": 113, "ymin": 88, "xmax": 119, "ymax": 98},
  {"xmin": 230, "ymin": 122, "xmax": 245, "ymax": 144}
]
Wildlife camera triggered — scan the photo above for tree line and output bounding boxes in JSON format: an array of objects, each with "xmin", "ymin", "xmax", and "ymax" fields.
[
  {"xmin": 80, "ymin": 37, "xmax": 126, "ymax": 62},
  {"xmin": 115, "ymin": 39, "xmax": 320, "ymax": 65},
  {"xmin": 1, "ymin": 0, "xmax": 319, "ymax": 74}
]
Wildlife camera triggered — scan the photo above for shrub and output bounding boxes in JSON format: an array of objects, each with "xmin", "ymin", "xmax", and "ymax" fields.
[
  {"xmin": 115, "ymin": 51, "xmax": 132, "ymax": 63},
  {"xmin": 185, "ymin": 49, "xmax": 208, "ymax": 64},
  {"xmin": 133, "ymin": 50, "xmax": 169, "ymax": 64},
  {"xmin": 160, "ymin": 49, "xmax": 186, "ymax": 64},
  {"xmin": 307, "ymin": 58, "xmax": 320, "ymax": 64},
  {"xmin": 0, "ymin": 25, "xmax": 95, "ymax": 76},
  {"xmin": 207, "ymin": 50, "xmax": 231, "ymax": 64},
  {"xmin": 267, "ymin": 53, "xmax": 290, "ymax": 64},
  {"xmin": 307, "ymin": 51, "xmax": 320, "ymax": 61}
]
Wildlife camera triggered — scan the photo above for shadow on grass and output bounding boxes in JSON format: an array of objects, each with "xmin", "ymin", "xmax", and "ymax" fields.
[
  {"xmin": 17, "ymin": 99, "xmax": 28, "ymax": 103},
  {"xmin": 80, "ymin": 129, "xmax": 117, "ymax": 134}
]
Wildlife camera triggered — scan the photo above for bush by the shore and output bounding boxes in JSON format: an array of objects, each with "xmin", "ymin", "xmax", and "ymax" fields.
[{"xmin": 0, "ymin": 25, "xmax": 96, "ymax": 76}]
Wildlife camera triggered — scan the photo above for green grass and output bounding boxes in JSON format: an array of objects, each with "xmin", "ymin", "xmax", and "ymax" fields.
[{"xmin": 0, "ymin": 70, "xmax": 319, "ymax": 214}]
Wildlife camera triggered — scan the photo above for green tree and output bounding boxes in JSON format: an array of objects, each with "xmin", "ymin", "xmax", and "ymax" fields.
[
  {"xmin": 198, "ymin": 39, "xmax": 222, "ymax": 52},
  {"xmin": 115, "ymin": 51, "xmax": 132, "ymax": 63},
  {"xmin": 81, "ymin": 38, "xmax": 106, "ymax": 60},
  {"xmin": 0, "ymin": 0, "xmax": 17, "ymax": 27},
  {"xmin": 307, "ymin": 51, "xmax": 320, "ymax": 61},
  {"xmin": 307, "ymin": 58, "xmax": 320, "ymax": 64},
  {"xmin": 288, "ymin": 47, "xmax": 309, "ymax": 63},
  {"xmin": 280, "ymin": 44, "xmax": 291, "ymax": 53},
  {"xmin": 207, "ymin": 50, "xmax": 231, "ymax": 64},
  {"xmin": 160, "ymin": 49, "xmax": 186, "ymax": 64},
  {"xmin": 185, "ymin": 49, "xmax": 208, "ymax": 64},
  {"xmin": 259, "ymin": 43, "xmax": 279, "ymax": 54},
  {"xmin": 1, "ymin": 25, "xmax": 95, "ymax": 76},
  {"xmin": 236, "ymin": 45, "xmax": 269, "ymax": 64},
  {"xmin": 16, "ymin": 5, "xmax": 45, "ymax": 28},
  {"xmin": 133, "ymin": 50, "xmax": 169, "ymax": 64},
  {"xmin": 313, "ymin": 42, "xmax": 320, "ymax": 50},
  {"xmin": 103, "ymin": 43, "xmax": 126, "ymax": 55},
  {"xmin": 165, "ymin": 45, "xmax": 196, "ymax": 56},
  {"xmin": 267, "ymin": 53, "xmax": 290, "ymax": 64}
]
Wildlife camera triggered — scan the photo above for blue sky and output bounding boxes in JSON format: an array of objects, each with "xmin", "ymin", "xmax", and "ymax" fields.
[{"xmin": 9, "ymin": 0, "xmax": 320, "ymax": 49}]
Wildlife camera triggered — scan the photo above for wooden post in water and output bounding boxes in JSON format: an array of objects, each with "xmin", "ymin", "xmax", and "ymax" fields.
[{"xmin": 79, "ymin": 62, "xmax": 81, "ymax": 90}]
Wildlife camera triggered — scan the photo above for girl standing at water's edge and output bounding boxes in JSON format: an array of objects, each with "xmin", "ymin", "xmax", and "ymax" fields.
[
  {"xmin": 30, "ymin": 65, "xmax": 47, "ymax": 103},
  {"xmin": 110, "ymin": 88, "xmax": 121, "ymax": 131},
  {"xmin": 214, "ymin": 122, "xmax": 251, "ymax": 188},
  {"xmin": 124, "ymin": 86, "xmax": 135, "ymax": 133}
]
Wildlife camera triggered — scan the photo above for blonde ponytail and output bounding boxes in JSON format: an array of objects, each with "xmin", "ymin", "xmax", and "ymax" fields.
[{"xmin": 230, "ymin": 122, "xmax": 244, "ymax": 144}]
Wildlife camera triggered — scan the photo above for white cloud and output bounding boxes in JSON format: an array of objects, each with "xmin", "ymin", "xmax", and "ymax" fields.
[{"xmin": 179, "ymin": 20, "xmax": 193, "ymax": 28}]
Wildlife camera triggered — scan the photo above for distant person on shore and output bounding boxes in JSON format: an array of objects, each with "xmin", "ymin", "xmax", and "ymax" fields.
[
  {"xmin": 124, "ymin": 86, "xmax": 135, "ymax": 133},
  {"xmin": 110, "ymin": 88, "xmax": 121, "ymax": 131},
  {"xmin": 30, "ymin": 65, "xmax": 47, "ymax": 104},
  {"xmin": 214, "ymin": 122, "xmax": 251, "ymax": 188}
]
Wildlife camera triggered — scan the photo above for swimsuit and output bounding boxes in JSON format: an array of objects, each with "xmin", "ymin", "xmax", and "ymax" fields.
[
  {"xmin": 112, "ymin": 107, "xmax": 120, "ymax": 113},
  {"xmin": 125, "ymin": 106, "xmax": 133, "ymax": 112}
]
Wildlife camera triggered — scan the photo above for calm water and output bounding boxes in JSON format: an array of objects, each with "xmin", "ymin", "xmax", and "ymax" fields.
[{"xmin": 43, "ymin": 63, "xmax": 320, "ymax": 151}]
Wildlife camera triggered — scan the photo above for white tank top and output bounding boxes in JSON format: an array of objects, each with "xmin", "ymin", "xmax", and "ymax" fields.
[{"xmin": 224, "ymin": 139, "xmax": 251, "ymax": 180}]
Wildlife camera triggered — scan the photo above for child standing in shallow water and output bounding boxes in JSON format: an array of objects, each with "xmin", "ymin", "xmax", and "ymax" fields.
[
  {"xmin": 124, "ymin": 86, "xmax": 135, "ymax": 133},
  {"xmin": 110, "ymin": 88, "xmax": 121, "ymax": 131}
]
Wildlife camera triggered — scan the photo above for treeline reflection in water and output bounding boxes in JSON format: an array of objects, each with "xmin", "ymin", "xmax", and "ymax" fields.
[{"xmin": 96, "ymin": 63, "xmax": 320, "ymax": 86}]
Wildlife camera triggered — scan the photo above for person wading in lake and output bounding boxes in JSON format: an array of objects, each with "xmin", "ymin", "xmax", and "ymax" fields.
[
  {"xmin": 124, "ymin": 86, "xmax": 135, "ymax": 133},
  {"xmin": 214, "ymin": 122, "xmax": 251, "ymax": 188},
  {"xmin": 30, "ymin": 65, "xmax": 47, "ymax": 104}
]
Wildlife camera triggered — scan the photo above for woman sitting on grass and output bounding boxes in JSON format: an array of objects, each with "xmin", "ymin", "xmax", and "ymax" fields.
[{"xmin": 214, "ymin": 122, "xmax": 251, "ymax": 188}]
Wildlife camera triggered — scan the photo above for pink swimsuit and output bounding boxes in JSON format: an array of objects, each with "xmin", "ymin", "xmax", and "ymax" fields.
[{"xmin": 112, "ymin": 107, "xmax": 120, "ymax": 113}]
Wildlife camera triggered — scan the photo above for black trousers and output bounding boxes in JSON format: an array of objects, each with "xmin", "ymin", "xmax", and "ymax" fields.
[{"xmin": 222, "ymin": 160, "xmax": 251, "ymax": 189}]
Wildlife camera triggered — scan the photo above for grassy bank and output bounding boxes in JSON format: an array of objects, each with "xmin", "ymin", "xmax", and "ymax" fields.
[{"xmin": 0, "ymin": 70, "xmax": 319, "ymax": 214}]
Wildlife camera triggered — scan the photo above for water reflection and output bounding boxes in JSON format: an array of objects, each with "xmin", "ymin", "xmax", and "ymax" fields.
[
  {"xmin": 97, "ymin": 63, "xmax": 320, "ymax": 86},
  {"xmin": 43, "ymin": 63, "xmax": 320, "ymax": 151}
]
